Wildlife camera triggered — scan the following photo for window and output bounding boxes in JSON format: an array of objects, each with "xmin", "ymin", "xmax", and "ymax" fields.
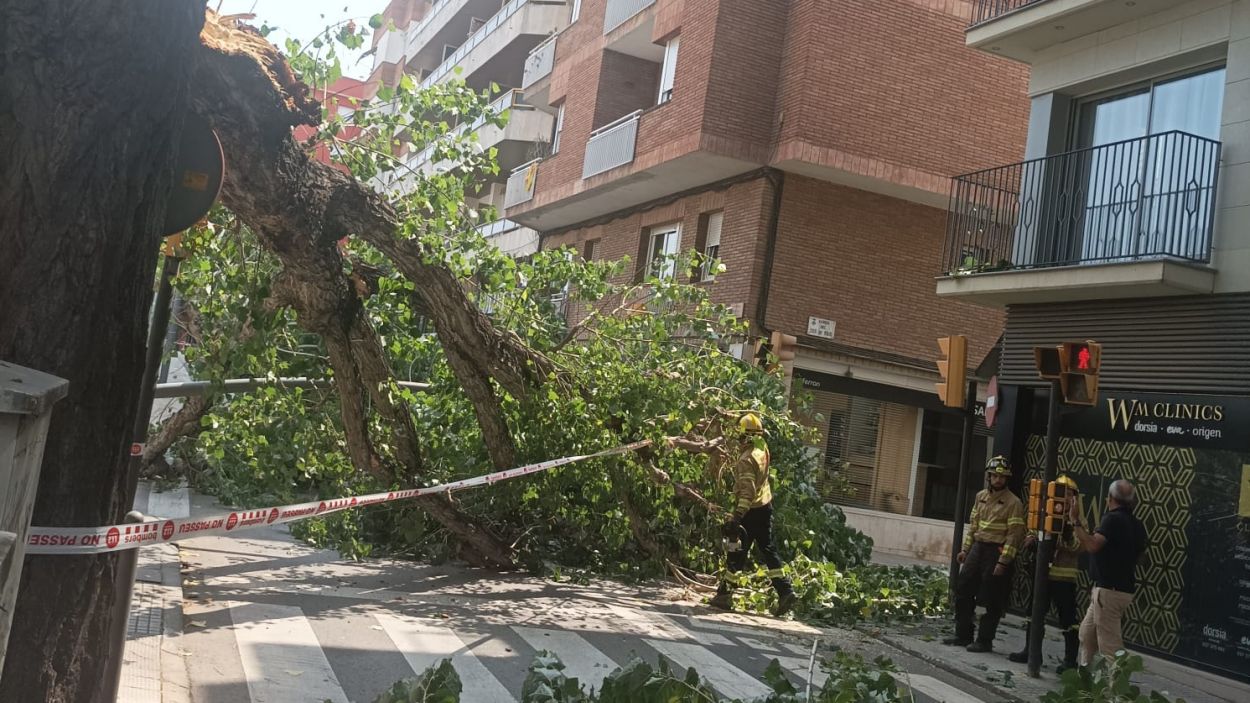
[
  {"xmin": 583, "ymin": 238, "xmax": 599, "ymax": 261},
  {"xmin": 700, "ymin": 211, "xmax": 723, "ymax": 281},
  {"xmin": 551, "ymin": 104, "xmax": 565, "ymax": 155},
  {"xmin": 658, "ymin": 36, "xmax": 680, "ymax": 104},
  {"xmin": 570, "ymin": 0, "xmax": 582, "ymax": 23},
  {"xmin": 645, "ymin": 224, "xmax": 680, "ymax": 280},
  {"xmin": 441, "ymin": 44, "xmax": 459, "ymax": 62},
  {"xmin": 1076, "ymin": 66, "xmax": 1226, "ymax": 262}
]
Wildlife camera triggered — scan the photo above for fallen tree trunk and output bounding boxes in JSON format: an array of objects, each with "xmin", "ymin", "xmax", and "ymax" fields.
[{"xmin": 189, "ymin": 12, "xmax": 555, "ymax": 566}]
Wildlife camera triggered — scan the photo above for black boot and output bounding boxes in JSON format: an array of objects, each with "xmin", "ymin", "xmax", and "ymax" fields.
[
  {"xmin": 1056, "ymin": 631, "xmax": 1079, "ymax": 674},
  {"xmin": 1008, "ymin": 622, "xmax": 1031, "ymax": 663},
  {"xmin": 708, "ymin": 592, "xmax": 733, "ymax": 611}
]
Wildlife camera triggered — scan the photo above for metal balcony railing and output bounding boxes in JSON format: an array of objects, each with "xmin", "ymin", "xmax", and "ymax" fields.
[
  {"xmin": 582, "ymin": 110, "xmax": 641, "ymax": 178},
  {"xmin": 943, "ymin": 131, "xmax": 1221, "ymax": 276},
  {"xmin": 506, "ymin": 158, "xmax": 541, "ymax": 208},
  {"xmin": 970, "ymin": 0, "xmax": 1048, "ymax": 27},
  {"xmin": 523, "ymin": 34, "xmax": 557, "ymax": 88},
  {"xmin": 604, "ymin": 0, "xmax": 656, "ymax": 34}
]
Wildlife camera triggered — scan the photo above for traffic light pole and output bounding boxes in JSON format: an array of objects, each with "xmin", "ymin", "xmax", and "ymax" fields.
[
  {"xmin": 1027, "ymin": 379, "xmax": 1062, "ymax": 678},
  {"xmin": 948, "ymin": 380, "xmax": 977, "ymax": 595}
]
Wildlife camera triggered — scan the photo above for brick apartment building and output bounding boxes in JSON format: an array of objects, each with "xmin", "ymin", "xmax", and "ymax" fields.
[{"xmin": 494, "ymin": 0, "xmax": 1030, "ymax": 559}]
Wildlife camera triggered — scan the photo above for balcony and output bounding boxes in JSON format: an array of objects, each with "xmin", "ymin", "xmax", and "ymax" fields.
[
  {"xmin": 937, "ymin": 131, "xmax": 1220, "ymax": 306},
  {"xmin": 505, "ymin": 158, "xmax": 541, "ymax": 208},
  {"xmin": 583, "ymin": 110, "xmax": 641, "ymax": 178},
  {"xmin": 403, "ymin": 89, "xmax": 552, "ymax": 173},
  {"xmin": 966, "ymin": 0, "xmax": 1183, "ymax": 62},
  {"xmin": 478, "ymin": 219, "xmax": 539, "ymax": 256},
  {"xmin": 604, "ymin": 0, "xmax": 656, "ymax": 34},
  {"xmin": 522, "ymin": 34, "xmax": 556, "ymax": 89},
  {"xmin": 412, "ymin": 0, "xmax": 568, "ymax": 90}
]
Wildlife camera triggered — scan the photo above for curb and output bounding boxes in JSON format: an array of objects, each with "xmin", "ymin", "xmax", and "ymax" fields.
[{"xmin": 856, "ymin": 625, "xmax": 1029, "ymax": 703}]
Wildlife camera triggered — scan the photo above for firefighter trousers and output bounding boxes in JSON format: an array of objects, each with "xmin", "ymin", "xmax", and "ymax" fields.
[
  {"xmin": 718, "ymin": 502, "xmax": 793, "ymax": 597},
  {"xmin": 954, "ymin": 541, "xmax": 1014, "ymax": 645}
]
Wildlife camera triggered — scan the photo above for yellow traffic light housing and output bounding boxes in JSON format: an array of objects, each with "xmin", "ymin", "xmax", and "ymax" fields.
[
  {"xmin": 1027, "ymin": 479, "xmax": 1044, "ymax": 531},
  {"xmin": 936, "ymin": 335, "xmax": 967, "ymax": 409},
  {"xmin": 1042, "ymin": 479, "xmax": 1071, "ymax": 534}
]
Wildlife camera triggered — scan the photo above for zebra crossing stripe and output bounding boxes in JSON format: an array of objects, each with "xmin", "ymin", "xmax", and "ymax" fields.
[
  {"xmin": 374, "ymin": 612, "xmax": 513, "ymax": 702},
  {"xmin": 228, "ymin": 602, "xmax": 349, "ymax": 703},
  {"xmin": 604, "ymin": 605, "xmax": 731, "ymax": 646},
  {"xmin": 774, "ymin": 655, "xmax": 829, "ymax": 689},
  {"xmin": 512, "ymin": 626, "xmax": 620, "ymax": 692},
  {"xmin": 645, "ymin": 638, "xmax": 773, "ymax": 700}
]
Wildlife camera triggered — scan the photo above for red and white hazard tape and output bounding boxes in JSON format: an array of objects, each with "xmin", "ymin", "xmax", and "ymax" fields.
[{"xmin": 26, "ymin": 441, "xmax": 650, "ymax": 555}]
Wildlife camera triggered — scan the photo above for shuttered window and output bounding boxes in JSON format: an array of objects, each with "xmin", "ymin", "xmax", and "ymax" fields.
[{"xmin": 806, "ymin": 391, "xmax": 917, "ymax": 513}]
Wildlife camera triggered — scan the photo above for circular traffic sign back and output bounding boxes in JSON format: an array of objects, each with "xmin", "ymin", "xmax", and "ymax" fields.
[{"xmin": 162, "ymin": 113, "xmax": 224, "ymax": 235}]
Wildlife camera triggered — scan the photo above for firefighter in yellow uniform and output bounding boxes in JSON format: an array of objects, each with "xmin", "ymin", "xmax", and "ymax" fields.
[
  {"xmin": 708, "ymin": 413, "xmax": 797, "ymax": 617},
  {"xmin": 1008, "ymin": 474, "xmax": 1085, "ymax": 672},
  {"xmin": 944, "ymin": 456, "xmax": 1026, "ymax": 652}
]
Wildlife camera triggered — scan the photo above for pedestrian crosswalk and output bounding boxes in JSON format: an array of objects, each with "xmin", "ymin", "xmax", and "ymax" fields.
[{"xmin": 185, "ymin": 597, "xmax": 982, "ymax": 703}]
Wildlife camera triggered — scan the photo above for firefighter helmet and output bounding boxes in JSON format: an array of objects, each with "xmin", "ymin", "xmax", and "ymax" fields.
[
  {"xmin": 738, "ymin": 412, "xmax": 764, "ymax": 435},
  {"xmin": 1055, "ymin": 474, "xmax": 1079, "ymax": 492},
  {"xmin": 985, "ymin": 455, "xmax": 1012, "ymax": 477}
]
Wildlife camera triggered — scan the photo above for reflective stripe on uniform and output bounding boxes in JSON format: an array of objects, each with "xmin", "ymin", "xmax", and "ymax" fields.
[
  {"xmin": 1007, "ymin": 517, "xmax": 1026, "ymax": 526},
  {"xmin": 1048, "ymin": 566, "xmax": 1079, "ymax": 581},
  {"xmin": 1001, "ymin": 544, "xmax": 1017, "ymax": 558}
]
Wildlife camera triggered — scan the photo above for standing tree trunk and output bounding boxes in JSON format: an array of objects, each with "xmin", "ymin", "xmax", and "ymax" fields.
[{"xmin": 0, "ymin": 2, "xmax": 203, "ymax": 700}]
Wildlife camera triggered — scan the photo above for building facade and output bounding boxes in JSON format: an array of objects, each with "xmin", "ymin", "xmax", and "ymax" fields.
[
  {"xmin": 939, "ymin": 0, "xmax": 1250, "ymax": 681},
  {"xmin": 369, "ymin": 0, "xmax": 576, "ymax": 256},
  {"xmin": 504, "ymin": 0, "xmax": 1030, "ymax": 561}
]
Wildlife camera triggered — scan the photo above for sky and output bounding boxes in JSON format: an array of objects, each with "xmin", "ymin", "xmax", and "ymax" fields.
[{"xmin": 217, "ymin": 0, "xmax": 381, "ymax": 79}]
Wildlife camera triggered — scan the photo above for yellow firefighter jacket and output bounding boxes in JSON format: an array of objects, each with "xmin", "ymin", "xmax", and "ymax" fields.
[
  {"xmin": 962, "ymin": 487, "xmax": 1026, "ymax": 565},
  {"xmin": 1048, "ymin": 512, "xmax": 1086, "ymax": 582},
  {"xmin": 732, "ymin": 443, "xmax": 772, "ymax": 518}
]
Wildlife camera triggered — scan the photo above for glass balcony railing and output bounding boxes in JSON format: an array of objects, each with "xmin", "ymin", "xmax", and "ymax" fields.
[{"xmin": 943, "ymin": 131, "xmax": 1221, "ymax": 276}]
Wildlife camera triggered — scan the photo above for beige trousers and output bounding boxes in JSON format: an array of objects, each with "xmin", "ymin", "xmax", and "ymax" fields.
[{"xmin": 1079, "ymin": 586, "xmax": 1134, "ymax": 664}]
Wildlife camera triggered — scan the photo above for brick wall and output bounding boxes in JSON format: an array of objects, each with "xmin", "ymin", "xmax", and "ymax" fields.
[
  {"xmin": 542, "ymin": 174, "xmax": 773, "ymax": 323},
  {"xmin": 542, "ymin": 172, "xmax": 1003, "ymax": 368},
  {"xmin": 594, "ymin": 51, "xmax": 660, "ymax": 129},
  {"xmin": 774, "ymin": 0, "xmax": 1029, "ymax": 178},
  {"xmin": 766, "ymin": 174, "xmax": 1002, "ymax": 366}
]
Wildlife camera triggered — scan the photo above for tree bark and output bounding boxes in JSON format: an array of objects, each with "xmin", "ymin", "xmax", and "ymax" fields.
[
  {"xmin": 0, "ymin": 2, "xmax": 203, "ymax": 700},
  {"xmin": 140, "ymin": 395, "xmax": 212, "ymax": 478}
]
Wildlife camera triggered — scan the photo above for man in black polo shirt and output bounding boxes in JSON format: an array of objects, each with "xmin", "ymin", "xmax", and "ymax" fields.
[{"xmin": 1067, "ymin": 479, "xmax": 1148, "ymax": 665}]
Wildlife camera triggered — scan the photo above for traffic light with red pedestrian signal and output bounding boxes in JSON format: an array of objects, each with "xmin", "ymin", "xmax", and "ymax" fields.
[
  {"xmin": 936, "ymin": 335, "xmax": 967, "ymax": 409},
  {"xmin": 1059, "ymin": 341, "xmax": 1102, "ymax": 406}
]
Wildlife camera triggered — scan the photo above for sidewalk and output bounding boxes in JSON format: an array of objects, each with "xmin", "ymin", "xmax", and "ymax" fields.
[
  {"xmin": 866, "ymin": 613, "xmax": 1250, "ymax": 703},
  {"xmin": 118, "ymin": 483, "xmax": 191, "ymax": 703}
]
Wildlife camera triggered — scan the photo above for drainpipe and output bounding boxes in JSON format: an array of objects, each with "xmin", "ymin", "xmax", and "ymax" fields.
[{"xmin": 754, "ymin": 169, "xmax": 785, "ymax": 335}]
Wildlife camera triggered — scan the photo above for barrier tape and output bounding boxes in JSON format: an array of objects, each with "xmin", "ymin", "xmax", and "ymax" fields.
[{"xmin": 25, "ymin": 441, "xmax": 651, "ymax": 555}]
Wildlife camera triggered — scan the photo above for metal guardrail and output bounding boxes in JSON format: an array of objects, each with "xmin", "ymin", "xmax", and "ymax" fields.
[
  {"xmin": 943, "ymin": 131, "xmax": 1221, "ymax": 275},
  {"xmin": 604, "ymin": 0, "xmax": 656, "ymax": 33},
  {"xmin": 969, "ymin": 0, "xmax": 1047, "ymax": 27},
  {"xmin": 506, "ymin": 158, "xmax": 542, "ymax": 208},
  {"xmin": 523, "ymin": 34, "xmax": 557, "ymax": 89},
  {"xmin": 582, "ymin": 110, "xmax": 641, "ymax": 178}
]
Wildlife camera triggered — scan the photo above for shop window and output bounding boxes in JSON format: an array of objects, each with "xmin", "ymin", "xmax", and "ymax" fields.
[
  {"xmin": 811, "ymin": 393, "xmax": 916, "ymax": 514},
  {"xmin": 916, "ymin": 410, "xmax": 990, "ymax": 522}
]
